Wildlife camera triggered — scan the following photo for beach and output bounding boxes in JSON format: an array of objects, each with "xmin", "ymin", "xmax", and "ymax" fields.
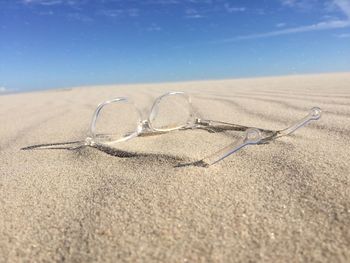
[{"xmin": 0, "ymin": 72, "xmax": 349, "ymax": 262}]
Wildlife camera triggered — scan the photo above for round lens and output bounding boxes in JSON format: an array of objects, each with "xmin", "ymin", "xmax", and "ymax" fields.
[
  {"xmin": 149, "ymin": 92, "xmax": 192, "ymax": 131},
  {"xmin": 91, "ymin": 99, "xmax": 141, "ymax": 143}
]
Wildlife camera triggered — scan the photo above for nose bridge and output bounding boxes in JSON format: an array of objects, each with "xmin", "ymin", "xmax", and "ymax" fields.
[
  {"xmin": 141, "ymin": 119, "xmax": 152, "ymax": 131},
  {"xmin": 135, "ymin": 99, "xmax": 153, "ymax": 121}
]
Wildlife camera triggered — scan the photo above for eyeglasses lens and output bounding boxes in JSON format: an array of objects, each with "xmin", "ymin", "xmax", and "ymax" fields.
[{"xmin": 93, "ymin": 100, "xmax": 140, "ymax": 143}]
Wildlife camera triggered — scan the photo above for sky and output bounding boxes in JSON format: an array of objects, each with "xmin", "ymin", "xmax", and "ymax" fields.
[{"xmin": 0, "ymin": 0, "xmax": 350, "ymax": 92}]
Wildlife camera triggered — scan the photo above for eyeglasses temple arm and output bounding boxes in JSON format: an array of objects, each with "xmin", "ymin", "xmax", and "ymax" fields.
[
  {"xmin": 198, "ymin": 107, "xmax": 321, "ymax": 166},
  {"xmin": 200, "ymin": 128, "xmax": 263, "ymax": 166},
  {"xmin": 196, "ymin": 107, "xmax": 321, "ymax": 138},
  {"xmin": 21, "ymin": 140, "xmax": 87, "ymax": 150},
  {"xmin": 195, "ymin": 118, "xmax": 275, "ymax": 133},
  {"xmin": 276, "ymin": 107, "xmax": 322, "ymax": 138}
]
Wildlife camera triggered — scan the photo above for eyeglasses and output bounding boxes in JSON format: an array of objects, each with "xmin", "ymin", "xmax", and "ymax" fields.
[{"xmin": 22, "ymin": 91, "xmax": 321, "ymax": 166}]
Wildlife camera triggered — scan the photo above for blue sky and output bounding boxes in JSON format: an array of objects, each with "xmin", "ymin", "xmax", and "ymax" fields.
[{"xmin": 0, "ymin": 0, "xmax": 350, "ymax": 92}]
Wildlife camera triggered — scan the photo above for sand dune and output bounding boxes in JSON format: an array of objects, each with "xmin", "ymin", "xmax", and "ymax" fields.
[{"xmin": 0, "ymin": 73, "xmax": 349, "ymax": 262}]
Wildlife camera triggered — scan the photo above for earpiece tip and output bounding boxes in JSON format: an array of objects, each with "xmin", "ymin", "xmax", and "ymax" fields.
[
  {"xmin": 245, "ymin": 128, "xmax": 262, "ymax": 143},
  {"xmin": 309, "ymin": 107, "xmax": 322, "ymax": 120}
]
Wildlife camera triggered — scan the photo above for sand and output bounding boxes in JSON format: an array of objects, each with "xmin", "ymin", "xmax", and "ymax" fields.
[{"xmin": 0, "ymin": 72, "xmax": 349, "ymax": 262}]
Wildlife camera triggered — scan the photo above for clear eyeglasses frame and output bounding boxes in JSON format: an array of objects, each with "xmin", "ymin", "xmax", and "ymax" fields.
[
  {"xmin": 87, "ymin": 91, "xmax": 196, "ymax": 145},
  {"xmin": 22, "ymin": 91, "xmax": 321, "ymax": 166},
  {"xmin": 84, "ymin": 91, "xmax": 321, "ymax": 166}
]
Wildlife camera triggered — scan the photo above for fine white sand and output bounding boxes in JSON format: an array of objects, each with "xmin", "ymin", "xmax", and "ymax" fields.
[{"xmin": 0, "ymin": 72, "xmax": 349, "ymax": 262}]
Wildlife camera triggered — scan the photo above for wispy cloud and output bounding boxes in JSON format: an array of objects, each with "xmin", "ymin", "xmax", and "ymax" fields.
[
  {"xmin": 224, "ymin": 4, "xmax": 246, "ymax": 13},
  {"xmin": 236, "ymin": 20, "xmax": 350, "ymax": 40},
  {"xmin": 37, "ymin": 10, "xmax": 54, "ymax": 15},
  {"xmin": 67, "ymin": 13, "xmax": 93, "ymax": 22},
  {"xmin": 334, "ymin": 0, "xmax": 350, "ymax": 18},
  {"xmin": 276, "ymin": 22, "xmax": 287, "ymax": 28},
  {"xmin": 146, "ymin": 0, "xmax": 179, "ymax": 4},
  {"xmin": 335, "ymin": 32, "xmax": 350, "ymax": 37},
  {"xmin": 185, "ymin": 8, "xmax": 205, "ymax": 19},
  {"xmin": 280, "ymin": 0, "xmax": 316, "ymax": 9},
  {"xmin": 23, "ymin": 0, "xmax": 63, "ymax": 6},
  {"xmin": 187, "ymin": 0, "xmax": 212, "ymax": 4},
  {"xmin": 97, "ymin": 8, "xmax": 139, "ymax": 18},
  {"xmin": 128, "ymin": 8, "xmax": 139, "ymax": 17},
  {"xmin": 280, "ymin": 0, "xmax": 295, "ymax": 6},
  {"xmin": 97, "ymin": 9, "xmax": 122, "ymax": 18},
  {"xmin": 0, "ymin": 86, "xmax": 7, "ymax": 92},
  {"xmin": 217, "ymin": 0, "xmax": 350, "ymax": 42},
  {"xmin": 146, "ymin": 23, "xmax": 162, "ymax": 31},
  {"xmin": 22, "ymin": 0, "xmax": 81, "ymax": 7}
]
